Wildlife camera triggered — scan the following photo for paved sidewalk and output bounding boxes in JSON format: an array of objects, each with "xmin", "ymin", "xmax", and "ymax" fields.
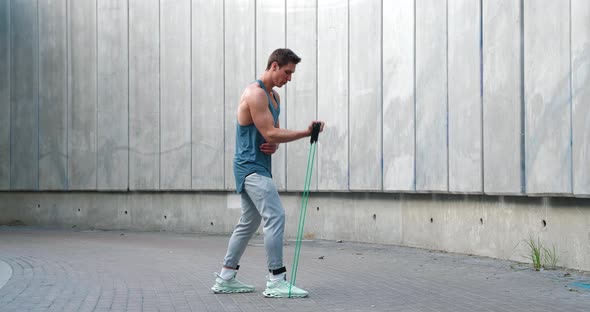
[{"xmin": 0, "ymin": 226, "xmax": 589, "ymax": 312}]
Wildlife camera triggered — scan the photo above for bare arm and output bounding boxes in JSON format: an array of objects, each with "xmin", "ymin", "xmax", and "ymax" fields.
[
  {"xmin": 248, "ymin": 90, "xmax": 311, "ymax": 144},
  {"xmin": 259, "ymin": 119, "xmax": 280, "ymax": 155}
]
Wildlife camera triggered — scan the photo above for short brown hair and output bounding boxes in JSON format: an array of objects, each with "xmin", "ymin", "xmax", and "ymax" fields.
[{"xmin": 266, "ymin": 48, "xmax": 301, "ymax": 70}]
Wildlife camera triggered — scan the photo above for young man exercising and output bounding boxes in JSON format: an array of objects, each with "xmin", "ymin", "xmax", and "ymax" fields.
[{"xmin": 211, "ymin": 48, "xmax": 324, "ymax": 298}]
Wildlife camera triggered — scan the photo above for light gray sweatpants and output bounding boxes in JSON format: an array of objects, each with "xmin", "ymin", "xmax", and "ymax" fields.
[{"xmin": 223, "ymin": 173, "xmax": 285, "ymax": 271}]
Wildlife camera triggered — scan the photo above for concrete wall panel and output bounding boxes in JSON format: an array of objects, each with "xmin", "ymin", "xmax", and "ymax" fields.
[
  {"xmin": 256, "ymin": 0, "xmax": 286, "ymax": 190},
  {"xmin": 524, "ymin": 1, "xmax": 571, "ymax": 195},
  {"xmin": 3, "ymin": 192, "xmax": 590, "ymax": 271},
  {"xmin": 415, "ymin": 0, "xmax": 447, "ymax": 192},
  {"xmin": 317, "ymin": 0, "xmax": 348, "ymax": 191},
  {"xmin": 192, "ymin": 0, "xmax": 224, "ymax": 190},
  {"xmin": 572, "ymin": 0, "xmax": 590, "ymax": 196},
  {"xmin": 286, "ymin": 0, "xmax": 317, "ymax": 191},
  {"xmin": 10, "ymin": 0, "xmax": 38, "ymax": 190},
  {"xmin": 349, "ymin": 0, "xmax": 381, "ymax": 191},
  {"xmin": 382, "ymin": 0, "xmax": 414, "ymax": 191},
  {"xmin": 482, "ymin": 0, "xmax": 522, "ymax": 195},
  {"xmin": 160, "ymin": 0, "xmax": 191, "ymax": 190},
  {"xmin": 224, "ymin": 0, "xmax": 255, "ymax": 191},
  {"xmin": 299, "ymin": 193, "xmax": 402, "ymax": 245},
  {"xmin": 128, "ymin": 0, "xmax": 159, "ymax": 190},
  {"xmin": 39, "ymin": 0, "xmax": 67, "ymax": 190},
  {"xmin": 448, "ymin": 0, "xmax": 482, "ymax": 193},
  {"xmin": 0, "ymin": 0, "xmax": 10, "ymax": 189},
  {"xmin": 97, "ymin": 0, "xmax": 128, "ymax": 190},
  {"xmin": 3, "ymin": 0, "xmax": 589, "ymax": 196},
  {"xmin": 67, "ymin": 0, "xmax": 97, "ymax": 190}
]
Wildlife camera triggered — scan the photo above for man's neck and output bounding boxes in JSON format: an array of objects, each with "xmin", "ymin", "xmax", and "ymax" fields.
[{"xmin": 259, "ymin": 71, "xmax": 275, "ymax": 91}]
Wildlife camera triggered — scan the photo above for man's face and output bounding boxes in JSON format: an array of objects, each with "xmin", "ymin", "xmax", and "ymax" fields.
[{"xmin": 273, "ymin": 62, "xmax": 296, "ymax": 87}]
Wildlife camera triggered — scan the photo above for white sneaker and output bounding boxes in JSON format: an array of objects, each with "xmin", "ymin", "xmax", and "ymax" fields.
[
  {"xmin": 211, "ymin": 273, "xmax": 255, "ymax": 294},
  {"xmin": 263, "ymin": 278, "xmax": 309, "ymax": 298}
]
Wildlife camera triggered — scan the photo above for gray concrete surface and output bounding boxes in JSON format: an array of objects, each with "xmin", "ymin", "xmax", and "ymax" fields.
[
  {"xmin": 128, "ymin": 0, "xmax": 159, "ymax": 191},
  {"xmin": 2, "ymin": 192, "xmax": 590, "ymax": 272},
  {"xmin": 316, "ymin": 0, "xmax": 348, "ymax": 192},
  {"xmin": 96, "ymin": 0, "xmax": 129, "ymax": 191},
  {"xmin": 349, "ymin": 0, "xmax": 381, "ymax": 191},
  {"xmin": 572, "ymin": 0, "xmax": 590, "ymax": 196},
  {"xmin": 415, "ymin": 0, "xmax": 448, "ymax": 192},
  {"xmin": 67, "ymin": 0, "xmax": 98, "ymax": 190},
  {"xmin": 0, "ymin": 0, "xmax": 9, "ymax": 190},
  {"xmin": 524, "ymin": 0, "xmax": 572, "ymax": 195},
  {"xmin": 286, "ymin": 0, "xmax": 318, "ymax": 193},
  {"xmin": 38, "ymin": 0, "xmax": 68, "ymax": 191},
  {"xmin": 159, "ymin": 0, "xmax": 191, "ymax": 191},
  {"xmin": 191, "ymin": 0, "xmax": 224, "ymax": 191},
  {"xmin": 0, "ymin": 226, "xmax": 589, "ymax": 312},
  {"xmin": 256, "ymin": 0, "xmax": 287, "ymax": 192},
  {"xmin": 382, "ymin": 0, "xmax": 414, "ymax": 192},
  {"xmin": 448, "ymin": 0, "xmax": 482, "ymax": 194},
  {"xmin": 10, "ymin": 0, "xmax": 39, "ymax": 191},
  {"xmin": 0, "ymin": 259, "xmax": 11, "ymax": 290},
  {"xmin": 482, "ymin": 0, "xmax": 522, "ymax": 195},
  {"xmin": 3, "ymin": 0, "xmax": 590, "ymax": 197}
]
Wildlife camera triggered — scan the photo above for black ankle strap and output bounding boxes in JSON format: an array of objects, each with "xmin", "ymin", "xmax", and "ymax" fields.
[{"xmin": 269, "ymin": 266, "xmax": 286, "ymax": 275}]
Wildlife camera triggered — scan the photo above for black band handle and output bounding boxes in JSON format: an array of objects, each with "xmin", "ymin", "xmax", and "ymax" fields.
[{"xmin": 310, "ymin": 122, "xmax": 321, "ymax": 144}]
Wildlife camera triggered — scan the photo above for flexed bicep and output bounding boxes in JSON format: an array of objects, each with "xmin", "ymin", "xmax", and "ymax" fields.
[{"xmin": 248, "ymin": 91, "xmax": 277, "ymax": 142}]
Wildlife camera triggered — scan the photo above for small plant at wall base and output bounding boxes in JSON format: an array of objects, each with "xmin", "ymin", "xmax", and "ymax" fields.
[
  {"xmin": 524, "ymin": 236, "xmax": 543, "ymax": 270},
  {"xmin": 542, "ymin": 244, "xmax": 559, "ymax": 269},
  {"xmin": 523, "ymin": 236, "xmax": 559, "ymax": 271}
]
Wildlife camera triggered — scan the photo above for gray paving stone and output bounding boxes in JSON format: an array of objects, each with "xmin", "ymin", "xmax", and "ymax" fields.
[{"xmin": 0, "ymin": 226, "xmax": 589, "ymax": 311}]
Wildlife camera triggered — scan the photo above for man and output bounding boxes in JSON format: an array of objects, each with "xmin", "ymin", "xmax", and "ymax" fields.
[{"xmin": 211, "ymin": 48, "xmax": 324, "ymax": 298}]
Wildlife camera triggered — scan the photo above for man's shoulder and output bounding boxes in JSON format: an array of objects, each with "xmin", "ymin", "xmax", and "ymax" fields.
[
  {"xmin": 244, "ymin": 82, "xmax": 265, "ymax": 94},
  {"xmin": 243, "ymin": 84, "xmax": 267, "ymax": 105}
]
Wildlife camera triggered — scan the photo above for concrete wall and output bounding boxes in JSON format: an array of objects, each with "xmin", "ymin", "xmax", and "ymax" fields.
[
  {"xmin": 1, "ymin": 192, "xmax": 589, "ymax": 271},
  {"xmin": 1, "ymin": 0, "xmax": 590, "ymax": 270},
  {"xmin": 1, "ymin": 0, "xmax": 589, "ymax": 196}
]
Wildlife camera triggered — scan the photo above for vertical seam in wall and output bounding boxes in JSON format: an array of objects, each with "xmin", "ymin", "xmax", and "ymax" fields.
[
  {"xmin": 158, "ymin": 0, "xmax": 161, "ymax": 190},
  {"xmin": 520, "ymin": 0, "xmax": 526, "ymax": 194},
  {"xmin": 127, "ymin": 0, "xmax": 130, "ymax": 191},
  {"xmin": 37, "ymin": 0, "xmax": 40, "ymax": 190},
  {"xmin": 283, "ymin": 0, "xmax": 287, "ymax": 189},
  {"xmin": 222, "ymin": 0, "xmax": 226, "ymax": 189},
  {"xmin": 254, "ymin": 0, "xmax": 257, "ymax": 80},
  {"xmin": 380, "ymin": 0, "xmax": 383, "ymax": 191},
  {"xmin": 446, "ymin": 0, "xmax": 449, "ymax": 192},
  {"xmin": 480, "ymin": 0, "xmax": 484, "ymax": 193},
  {"xmin": 569, "ymin": 0, "xmax": 574, "ymax": 194},
  {"xmin": 190, "ymin": 0, "xmax": 193, "ymax": 190},
  {"xmin": 253, "ymin": 0, "xmax": 257, "ymax": 188},
  {"xmin": 254, "ymin": 1, "xmax": 258, "ymax": 191},
  {"xmin": 65, "ymin": 0, "xmax": 69, "ymax": 189},
  {"xmin": 347, "ymin": 0, "xmax": 350, "ymax": 191},
  {"xmin": 8, "ymin": 0, "xmax": 11, "ymax": 188},
  {"xmin": 413, "ymin": 0, "xmax": 416, "ymax": 191},
  {"xmin": 315, "ymin": 0, "xmax": 319, "ymax": 190},
  {"xmin": 95, "ymin": 0, "xmax": 98, "ymax": 189}
]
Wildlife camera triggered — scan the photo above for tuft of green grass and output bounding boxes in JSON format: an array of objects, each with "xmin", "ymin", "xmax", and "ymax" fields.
[
  {"xmin": 542, "ymin": 244, "xmax": 559, "ymax": 269},
  {"xmin": 522, "ymin": 236, "xmax": 559, "ymax": 270},
  {"xmin": 524, "ymin": 236, "xmax": 543, "ymax": 271}
]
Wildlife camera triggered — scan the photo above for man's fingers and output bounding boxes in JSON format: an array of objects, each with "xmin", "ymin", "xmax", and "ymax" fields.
[
  {"xmin": 260, "ymin": 143, "xmax": 276, "ymax": 149},
  {"xmin": 312, "ymin": 121, "xmax": 325, "ymax": 132},
  {"xmin": 260, "ymin": 143, "xmax": 278, "ymax": 154}
]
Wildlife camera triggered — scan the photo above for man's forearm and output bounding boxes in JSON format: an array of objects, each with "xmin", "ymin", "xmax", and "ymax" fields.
[{"xmin": 263, "ymin": 128, "xmax": 310, "ymax": 144}]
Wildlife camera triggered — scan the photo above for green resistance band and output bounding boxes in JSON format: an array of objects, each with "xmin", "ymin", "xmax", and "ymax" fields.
[{"xmin": 289, "ymin": 122, "xmax": 321, "ymax": 297}]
